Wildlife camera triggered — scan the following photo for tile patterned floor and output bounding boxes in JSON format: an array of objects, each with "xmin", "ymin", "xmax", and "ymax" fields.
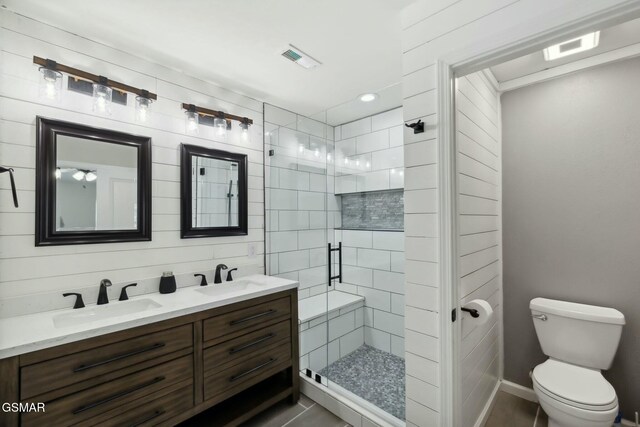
[
  {"xmin": 241, "ymin": 394, "xmax": 350, "ymax": 427},
  {"xmin": 318, "ymin": 344, "xmax": 405, "ymax": 420},
  {"xmin": 485, "ymin": 391, "xmax": 548, "ymax": 427}
]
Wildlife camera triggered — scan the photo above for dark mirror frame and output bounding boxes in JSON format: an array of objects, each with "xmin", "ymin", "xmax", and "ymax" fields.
[
  {"xmin": 180, "ymin": 144, "xmax": 248, "ymax": 238},
  {"xmin": 36, "ymin": 117, "xmax": 152, "ymax": 246}
]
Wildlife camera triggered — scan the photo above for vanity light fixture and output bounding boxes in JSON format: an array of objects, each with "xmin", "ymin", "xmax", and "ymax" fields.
[
  {"xmin": 92, "ymin": 76, "xmax": 113, "ymax": 115},
  {"xmin": 239, "ymin": 117, "xmax": 250, "ymax": 141},
  {"xmin": 38, "ymin": 59, "xmax": 63, "ymax": 103},
  {"xmin": 213, "ymin": 112, "xmax": 228, "ymax": 138},
  {"xmin": 543, "ymin": 31, "xmax": 600, "ymax": 61},
  {"xmin": 71, "ymin": 169, "xmax": 97, "ymax": 182},
  {"xmin": 85, "ymin": 171, "xmax": 98, "ymax": 182},
  {"xmin": 185, "ymin": 104, "xmax": 199, "ymax": 135},
  {"xmin": 180, "ymin": 103, "xmax": 252, "ymax": 138},
  {"xmin": 33, "ymin": 56, "xmax": 157, "ymax": 117},
  {"xmin": 135, "ymin": 90, "xmax": 153, "ymax": 123}
]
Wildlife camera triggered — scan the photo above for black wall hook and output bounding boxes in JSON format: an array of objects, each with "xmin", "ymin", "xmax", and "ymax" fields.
[
  {"xmin": 405, "ymin": 119, "xmax": 424, "ymax": 134},
  {"xmin": 0, "ymin": 166, "xmax": 18, "ymax": 208}
]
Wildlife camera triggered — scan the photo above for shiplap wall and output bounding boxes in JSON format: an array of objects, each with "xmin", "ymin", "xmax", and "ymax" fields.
[
  {"xmin": 400, "ymin": 1, "xmax": 632, "ymax": 426},
  {"xmin": 456, "ymin": 71, "xmax": 501, "ymax": 427},
  {"xmin": 0, "ymin": 9, "xmax": 265, "ymax": 317}
]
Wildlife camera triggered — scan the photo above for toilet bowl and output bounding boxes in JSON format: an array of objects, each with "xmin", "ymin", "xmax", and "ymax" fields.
[
  {"xmin": 532, "ymin": 359, "xmax": 618, "ymax": 427},
  {"xmin": 529, "ymin": 298, "xmax": 625, "ymax": 427}
]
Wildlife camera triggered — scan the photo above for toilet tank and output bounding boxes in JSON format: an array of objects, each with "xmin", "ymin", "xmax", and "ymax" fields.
[{"xmin": 530, "ymin": 298, "xmax": 625, "ymax": 370}]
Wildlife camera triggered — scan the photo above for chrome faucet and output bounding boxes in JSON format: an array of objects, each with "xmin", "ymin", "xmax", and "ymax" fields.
[
  {"xmin": 97, "ymin": 279, "xmax": 112, "ymax": 305},
  {"xmin": 214, "ymin": 264, "xmax": 228, "ymax": 284}
]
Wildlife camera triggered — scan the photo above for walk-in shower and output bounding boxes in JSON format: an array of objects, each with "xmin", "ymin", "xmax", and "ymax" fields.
[{"xmin": 264, "ymin": 84, "xmax": 406, "ymax": 425}]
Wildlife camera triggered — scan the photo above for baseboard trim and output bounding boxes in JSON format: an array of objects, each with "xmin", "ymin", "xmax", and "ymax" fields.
[
  {"xmin": 500, "ymin": 380, "xmax": 538, "ymax": 403},
  {"xmin": 475, "ymin": 381, "xmax": 501, "ymax": 427},
  {"xmin": 500, "ymin": 380, "xmax": 637, "ymax": 427}
]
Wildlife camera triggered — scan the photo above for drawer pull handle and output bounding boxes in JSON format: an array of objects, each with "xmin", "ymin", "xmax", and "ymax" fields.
[
  {"xmin": 229, "ymin": 333, "xmax": 276, "ymax": 354},
  {"xmin": 73, "ymin": 343, "xmax": 165, "ymax": 372},
  {"xmin": 230, "ymin": 358, "xmax": 277, "ymax": 382},
  {"xmin": 129, "ymin": 409, "xmax": 166, "ymax": 427},
  {"xmin": 230, "ymin": 309, "xmax": 276, "ymax": 326},
  {"xmin": 72, "ymin": 376, "xmax": 165, "ymax": 414}
]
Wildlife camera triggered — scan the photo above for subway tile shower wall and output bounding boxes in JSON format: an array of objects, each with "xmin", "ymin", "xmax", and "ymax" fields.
[{"xmin": 341, "ymin": 190, "xmax": 404, "ymax": 230}]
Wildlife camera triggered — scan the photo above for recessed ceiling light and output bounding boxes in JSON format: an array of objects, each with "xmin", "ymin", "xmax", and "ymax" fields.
[
  {"xmin": 359, "ymin": 93, "xmax": 378, "ymax": 103},
  {"xmin": 543, "ymin": 31, "xmax": 600, "ymax": 61}
]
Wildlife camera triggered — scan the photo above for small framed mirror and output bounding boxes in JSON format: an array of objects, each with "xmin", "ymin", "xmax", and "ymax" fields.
[
  {"xmin": 180, "ymin": 144, "xmax": 248, "ymax": 238},
  {"xmin": 36, "ymin": 117, "xmax": 152, "ymax": 246}
]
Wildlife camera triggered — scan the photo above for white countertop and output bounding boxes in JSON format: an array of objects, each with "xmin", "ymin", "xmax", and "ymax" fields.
[{"xmin": 0, "ymin": 274, "xmax": 298, "ymax": 359}]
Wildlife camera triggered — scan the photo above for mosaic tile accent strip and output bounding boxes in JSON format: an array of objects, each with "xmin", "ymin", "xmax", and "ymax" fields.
[
  {"xmin": 340, "ymin": 190, "xmax": 404, "ymax": 230},
  {"xmin": 319, "ymin": 344, "xmax": 405, "ymax": 420}
]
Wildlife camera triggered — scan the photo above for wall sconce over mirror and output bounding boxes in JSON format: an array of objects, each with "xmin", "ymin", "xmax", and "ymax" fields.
[
  {"xmin": 33, "ymin": 56, "xmax": 157, "ymax": 122},
  {"xmin": 36, "ymin": 117, "xmax": 152, "ymax": 246},
  {"xmin": 180, "ymin": 144, "xmax": 248, "ymax": 238},
  {"xmin": 181, "ymin": 103, "xmax": 252, "ymax": 142}
]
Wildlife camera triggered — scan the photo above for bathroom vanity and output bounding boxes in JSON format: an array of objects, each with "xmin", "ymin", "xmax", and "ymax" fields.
[{"xmin": 0, "ymin": 276, "xmax": 299, "ymax": 427}]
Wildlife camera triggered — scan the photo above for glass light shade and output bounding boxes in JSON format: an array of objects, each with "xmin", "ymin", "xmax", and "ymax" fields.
[
  {"xmin": 92, "ymin": 83, "xmax": 112, "ymax": 115},
  {"xmin": 185, "ymin": 110, "xmax": 199, "ymax": 134},
  {"xmin": 239, "ymin": 122, "xmax": 250, "ymax": 141},
  {"xmin": 72, "ymin": 170, "xmax": 85, "ymax": 181},
  {"xmin": 54, "ymin": 168, "xmax": 62, "ymax": 179},
  {"xmin": 213, "ymin": 117, "xmax": 227, "ymax": 138},
  {"xmin": 39, "ymin": 67, "xmax": 63, "ymax": 103},
  {"xmin": 85, "ymin": 171, "xmax": 97, "ymax": 182},
  {"xmin": 135, "ymin": 95, "xmax": 153, "ymax": 122}
]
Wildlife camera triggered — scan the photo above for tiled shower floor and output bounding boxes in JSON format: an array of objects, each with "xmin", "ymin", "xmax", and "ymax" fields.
[{"xmin": 319, "ymin": 344, "xmax": 405, "ymax": 420}]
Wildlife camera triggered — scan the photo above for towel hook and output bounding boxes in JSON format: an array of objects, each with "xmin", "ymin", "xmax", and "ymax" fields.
[{"xmin": 0, "ymin": 166, "xmax": 18, "ymax": 208}]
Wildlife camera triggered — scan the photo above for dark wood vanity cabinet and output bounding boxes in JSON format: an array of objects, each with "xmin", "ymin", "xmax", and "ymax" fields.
[{"xmin": 0, "ymin": 289, "xmax": 299, "ymax": 427}]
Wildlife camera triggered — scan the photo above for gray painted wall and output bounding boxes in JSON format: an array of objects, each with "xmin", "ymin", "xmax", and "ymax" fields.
[{"xmin": 502, "ymin": 57, "xmax": 640, "ymax": 416}]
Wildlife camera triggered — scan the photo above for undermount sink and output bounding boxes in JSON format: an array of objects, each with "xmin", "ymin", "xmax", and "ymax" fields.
[
  {"xmin": 53, "ymin": 299, "xmax": 162, "ymax": 328},
  {"xmin": 195, "ymin": 280, "xmax": 263, "ymax": 297}
]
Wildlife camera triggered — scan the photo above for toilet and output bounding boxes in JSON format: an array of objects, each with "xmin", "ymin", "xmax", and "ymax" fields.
[{"xmin": 530, "ymin": 298, "xmax": 625, "ymax": 427}]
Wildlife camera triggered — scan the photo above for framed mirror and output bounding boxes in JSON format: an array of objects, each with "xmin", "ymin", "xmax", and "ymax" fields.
[
  {"xmin": 180, "ymin": 144, "xmax": 248, "ymax": 238},
  {"xmin": 36, "ymin": 117, "xmax": 152, "ymax": 246}
]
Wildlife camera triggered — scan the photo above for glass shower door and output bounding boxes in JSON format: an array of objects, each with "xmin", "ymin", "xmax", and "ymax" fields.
[{"xmin": 263, "ymin": 104, "xmax": 331, "ymax": 384}]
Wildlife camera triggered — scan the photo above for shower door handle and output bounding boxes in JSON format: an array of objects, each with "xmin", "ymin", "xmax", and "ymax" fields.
[{"xmin": 328, "ymin": 242, "xmax": 342, "ymax": 285}]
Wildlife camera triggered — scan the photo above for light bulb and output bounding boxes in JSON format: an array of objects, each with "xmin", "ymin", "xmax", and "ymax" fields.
[
  {"xmin": 213, "ymin": 116, "xmax": 227, "ymax": 138},
  {"xmin": 72, "ymin": 170, "xmax": 85, "ymax": 181},
  {"xmin": 39, "ymin": 67, "xmax": 62, "ymax": 103},
  {"xmin": 85, "ymin": 171, "xmax": 97, "ymax": 182},
  {"xmin": 92, "ymin": 81, "xmax": 112, "ymax": 115},
  {"xmin": 54, "ymin": 168, "xmax": 62, "ymax": 179},
  {"xmin": 185, "ymin": 109, "xmax": 199, "ymax": 135},
  {"xmin": 239, "ymin": 120, "xmax": 250, "ymax": 141},
  {"xmin": 135, "ymin": 93, "xmax": 153, "ymax": 123}
]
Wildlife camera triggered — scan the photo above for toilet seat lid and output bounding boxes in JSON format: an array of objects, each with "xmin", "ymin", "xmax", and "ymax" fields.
[{"xmin": 533, "ymin": 360, "xmax": 617, "ymax": 409}]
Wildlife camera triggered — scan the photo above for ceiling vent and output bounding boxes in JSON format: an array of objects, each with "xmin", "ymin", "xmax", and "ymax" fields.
[{"xmin": 281, "ymin": 44, "xmax": 321, "ymax": 69}]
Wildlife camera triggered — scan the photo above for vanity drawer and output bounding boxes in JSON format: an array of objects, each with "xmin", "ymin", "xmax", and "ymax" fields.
[
  {"xmin": 203, "ymin": 319, "xmax": 291, "ymax": 375},
  {"xmin": 21, "ymin": 354, "xmax": 193, "ymax": 427},
  {"xmin": 203, "ymin": 343, "xmax": 292, "ymax": 402},
  {"xmin": 21, "ymin": 324, "xmax": 193, "ymax": 399},
  {"xmin": 203, "ymin": 296, "xmax": 291, "ymax": 344}
]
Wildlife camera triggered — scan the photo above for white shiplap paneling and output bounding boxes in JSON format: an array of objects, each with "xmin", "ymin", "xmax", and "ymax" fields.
[{"xmin": 0, "ymin": 9, "xmax": 265, "ymax": 317}]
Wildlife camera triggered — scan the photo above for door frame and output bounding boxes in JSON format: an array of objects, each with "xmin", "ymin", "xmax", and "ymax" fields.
[{"xmin": 435, "ymin": 3, "xmax": 640, "ymax": 426}]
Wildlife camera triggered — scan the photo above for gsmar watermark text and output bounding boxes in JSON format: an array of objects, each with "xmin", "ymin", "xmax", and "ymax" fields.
[{"xmin": 2, "ymin": 402, "xmax": 46, "ymax": 412}]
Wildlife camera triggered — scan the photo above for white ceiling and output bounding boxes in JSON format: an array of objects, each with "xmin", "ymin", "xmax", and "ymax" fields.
[
  {"xmin": 490, "ymin": 17, "xmax": 640, "ymax": 83},
  {"xmin": 3, "ymin": 0, "xmax": 414, "ymax": 117}
]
